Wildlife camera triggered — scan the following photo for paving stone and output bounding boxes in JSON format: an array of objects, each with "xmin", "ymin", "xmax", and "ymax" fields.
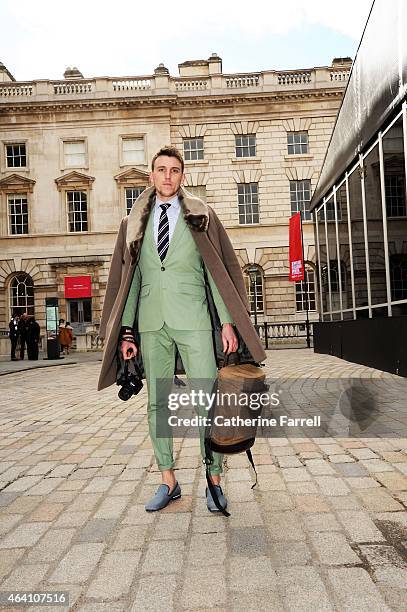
[
  {"xmin": 333, "ymin": 462, "xmax": 369, "ymax": 477},
  {"xmin": 281, "ymin": 467, "xmax": 311, "ymax": 482},
  {"xmin": 75, "ymin": 518, "xmax": 117, "ymax": 543},
  {"xmin": 191, "ymin": 515, "xmax": 226, "ymax": 533},
  {"xmin": 328, "ymin": 567, "xmax": 391, "ymax": 611},
  {"xmin": 76, "ymin": 604, "xmax": 125, "ymax": 612},
  {"xmin": 277, "ymin": 566, "xmax": 333, "ymax": 612},
  {"xmin": 141, "ymin": 540, "xmax": 184, "ymax": 574},
  {"xmin": 0, "ymin": 492, "xmax": 19, "ymax": 507},
  {"xmin": 0, "ymin": 548, "xmax": 25, "ymax": 580},
  {"xmin": 305, "ymin": 459, "xmax": 336, "ymax": 476},
  {"xmin": 93, "ymin": 495, "xmax": 129, "ymax": 519},
  {"xmin": 0, "ymin": 521, "xmax": 49, "ymax": 548},
  {"xmin": 328, "ymin": 494, "xmax": 362, "ymax": 510},
  {"xmin": 257, "ymin": 473, "xmax": 286, "ymax": 491},
  {"xmin": 261, "ymin": 491, "xmax": 295, "ymax": 511},
  {"xmin": 374, "ymin": 567, "xmax": 407, "ymax": 587},
  {"xmin": 3, "ymin": 475, "xmax": 43, "ymax": 492},
  {"xmin": 0, "ymin": 513, "xmax": 23, "ymax": 536},
  {"xmin": 28, "ymin": 502, "xmax": 65, "ymax": 521},
  {"xmin": 1, "ymin": 562, "xmax": 49, "ymax": 590},
  {"xmin": 344, "ymin": 476, "xmax": 381, "ymax": 489},
  {"xmin": 225, "ymin": 468, "xmax": 252, "ymax": 482},
  {"xmin": 27, "ymin": 478, "xmax": 65, "ymax": 495},
  {"xmin": 286, "ymin": 481, "xmax": 318, "ymax": 494},
  {"xmin": 181, "ymin": 565, "xmax": 226, "ymax": 608},
  {"xmin": 303, "ymin": 513, "xmax": 342, "ymax": 532},
  {"xmin": 360, "ymin": 459, "xmax": 396, "ymax": 473},
  {"xmin": 327, "ymin": 454, "xmax": 355, "ymax": 463},
  {"xmin": 230, "ymin": 527, "xmax": 270, "ymax": 557},
  {"xmin": 357, "ymin": 489, "xmax": 403, "ymax": 512},
  {"xmin": 111, "ymin": 525, "xmax": 148, "ymax": 550},
  {"xmin": 375, "ymin": 472, "xmax": 407, "ymax": 490},
  {"xmin": 68, "ymin": 493, "xmax": 103, "ymax": 513},
  {"xmin": 153, "ymin": 513, "xmax": 190, "ymax": 539},
  {"xmin": 269, "ymin": 541, "xmax": 312, "ymax": 567},
  {"xmin": 277, "ymin": 456, "xmax": 303, "ymax": 468},
  {"xmin": 315, "ymin": 476, "xmax": 350, "ymax": 496},
  {"xmin": 188, "ymin": 532, "xmax": 227, "ymax": 565},
  {"xmin": 49, "ymin": 543, "xmax": 105, "ymax": 583},
  {"xmin": 130, "ymin": 575, "xmax": 177, "ymax": 612},
  {"xmin": 359, "ymin": 544, "xmax": 407, "ymax": 569},
  {"xmin": 229, "ymin": 590, "xmax": 284, "ymax": 612},
  {"xmin": 229, "ymin": 556, "xmax": 277, "ymax": 591},
  {"xmin": 26, "ymin": 529, "xmax": 75, "ymax": 563},
  {"xmin": 53, "ymin": 511, "xmax": 92, "ymax": 528},
  {"xmin": 266, "ymin": 512, "xmax": 306, "ymax": 541},
  {"xmin": 294, "ymin": 495, "xmax": 330, "ymax": 512},
  {"xmin": 228, "ymin": 502, "xmax": 264, "ymax": 527},
  {"xmin": 351, "ymin": 448, "xmax": 379, "ymax": 460},
  {"xmin": 337, "ymin": 510, "xmax": 385, "ymax": 543},
  {"xmin": 86, "ymin": 550, "xmax": 141, "ymax": 599},
  {"xmin": 310, "ymin": 532, "xmax": 361, "ymax": 565},
  {"xmin": 109, "ymin": 481, "xmax": 137, "ymax": 496}
]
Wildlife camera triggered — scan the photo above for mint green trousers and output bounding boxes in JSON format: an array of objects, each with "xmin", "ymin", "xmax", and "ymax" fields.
[{"xmin": 140, "ymin": 324, "xmax": 223, "ymax": 474}]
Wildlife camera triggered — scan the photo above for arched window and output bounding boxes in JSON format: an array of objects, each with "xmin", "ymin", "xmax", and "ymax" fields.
[
  {"xmin": 390, "ymin": 254, "xmax": 407, "ymax": 300},
  {"xmin": 9, "ymin": 273, "xmax": 34, "ymax": 316},
  {"xmin": 243, "ymin": 266, "xmax": 264, "ymax": 314}
]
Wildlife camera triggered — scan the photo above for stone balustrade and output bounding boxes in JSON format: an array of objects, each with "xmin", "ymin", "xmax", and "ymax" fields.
[{"xmin": 0, "ymin": 66, "xmax": 350, "ymax": 103}]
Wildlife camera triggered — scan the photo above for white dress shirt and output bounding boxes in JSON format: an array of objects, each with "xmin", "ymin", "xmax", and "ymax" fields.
[{"xmin": 153, "ymin": 195, "xmax": 181, "ymax": 245}]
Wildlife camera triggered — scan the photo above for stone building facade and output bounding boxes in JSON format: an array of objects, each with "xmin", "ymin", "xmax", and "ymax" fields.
[{"xmin": 0, "ymin": 55, "xmax": 350, "ymax": 351}]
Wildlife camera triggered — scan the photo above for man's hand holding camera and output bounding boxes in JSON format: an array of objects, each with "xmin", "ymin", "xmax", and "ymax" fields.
[{"xmin": 120, "ymin": 326, "xmax": 138, "ymax": 360}]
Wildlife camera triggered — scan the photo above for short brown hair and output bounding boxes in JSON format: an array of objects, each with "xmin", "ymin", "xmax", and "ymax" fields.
[{"xmin": 151, "ymin": 146, "xmax": 184, "ymax": 172}]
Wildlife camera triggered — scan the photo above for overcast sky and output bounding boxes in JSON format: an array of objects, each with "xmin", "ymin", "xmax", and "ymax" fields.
[{"xmin": 2, "ymin": 0, "xmax": 373, "ymax": 81}]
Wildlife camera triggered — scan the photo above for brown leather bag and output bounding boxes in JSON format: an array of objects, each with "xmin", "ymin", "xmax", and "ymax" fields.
[{"xmin": 204, "ymin": 355, "xmax": 268, "ymax": 516}]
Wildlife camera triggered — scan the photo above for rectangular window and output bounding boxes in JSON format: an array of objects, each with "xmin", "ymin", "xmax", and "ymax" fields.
[
  {"xmin": 183, "ymin": 138, "xmax": 204, "ymax": 161},
  {"xmin": 238, "ymin": 183, "xmax": 259, "ymax": 224},
  {"xmin": 8, "ymin": 193, "xmax": 28, "ymax": 234},
  {"xmin": 235, "ymin": 134, "xmax": 256, "ymax": 158},
  {"xmin": 385, "ymin": 175, "xmax": 406, "ymax": 217},
  {"xmin": 186, "ymin": 185, "xmax": 207, "ymax": 203},
  {"xmin": 64, "ymin": 140, "xmax": 86, "ymax": 167},
  {"xmin": 125, "ymin": 187, "xmax": 145, "ymax": 215},
  {"xmin": 6, "ymin": 143, "xmax": 27, "ymax": 168},
  {"xmin": 287, "ymin": 131, "xmax": 309, "ymax": 155},
  {"xmin": 67, "ymin": 191, "xmax": 88, "ymax": 232},
  {"xmin": 290, "ymin": 180, "xmax": 311, "ymax": 220},
  {"xmin": 296, "ymin": 269, "xmax": 316, "ymax": 311},
  {"xmin": 122, "ymin": 138, "xmax": 145, "ymax": 165}
]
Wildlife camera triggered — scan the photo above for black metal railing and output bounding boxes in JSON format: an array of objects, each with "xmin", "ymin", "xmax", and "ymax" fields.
[{"xmin": 254, "ymin": 321, "xmax": 314, "ymax": 349}]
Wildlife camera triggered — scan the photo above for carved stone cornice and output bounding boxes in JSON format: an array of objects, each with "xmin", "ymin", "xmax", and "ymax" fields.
[
  {"xmin": 0, "ymin": 173, "xmax": 36, "ymax": 192},
  {"xmin": 0, "ymin": 89, "xmax": 345, "ymax": 115},
  {"xmin": 55, "ymin": 170, "xmax": 95, "ymax": 191}
]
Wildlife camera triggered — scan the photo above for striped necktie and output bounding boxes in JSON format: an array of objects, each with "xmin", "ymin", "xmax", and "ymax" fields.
[{"xmin": 157, "ymin": 202, "xmax": 171, "ymax": 262}]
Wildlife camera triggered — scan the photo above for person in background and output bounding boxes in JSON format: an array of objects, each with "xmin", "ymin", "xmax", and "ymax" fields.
[
  {"xmin": 62, "ymin": 322, "xmax": 73, "ymax": 355},
  {"xmin": 8, "ymin": 312, "xmax": 20, "ymax": 361},
  {"xmin": 26, "ymin": 315, "xmax": 41, "ymax": 360},
  {"xmin": 18, "ymin": 312, "xmax": 29, "ymax": 360},
  {"xmin": 58, "ymin": 318, "xmax": 66, "ymax": 354}
]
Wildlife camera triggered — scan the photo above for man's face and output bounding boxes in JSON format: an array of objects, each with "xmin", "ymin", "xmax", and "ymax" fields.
[{"xmin": 150, "ymin": 155, "xmax": 184, "ymax": 201}]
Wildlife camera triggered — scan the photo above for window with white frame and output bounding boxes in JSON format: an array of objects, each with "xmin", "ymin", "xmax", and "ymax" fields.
[
  {"xmin": 238, "ymin": 183, "xmax": 259, "ymax": 224},
  {"xmin": 183, "ymin": 138, "xmax": 204, "ymax": 161},
  {"xmin": 125, "ymin": 187, "xmax": 145, "ymax": 215},
  {"xmin": 287, "ymin": 132, "xmax": 309, "ymax": 155},
  {"xmin": 186, "ymin": 185, "xmax": 207, "ymax": 202},
  {"xmin": 6, "ymin": 143, "xmax": 27, "ymax": 168},
  {"xmin": 66, "ymin": 191, "xmax": 88, "ymax": 232},
  {"xmin": 122, "ymin": 137, "xmax": 145, "ymax": 165},
  {"xmin": 235, "ymin": 134, "xmax": 256, "ymax": 158},
  {"xmin": 290, "ymin": 180, "xmax": 311, "ymax": 220},
  {"xmin": 10, "ymin": 273, "xmax": 34, "ymax": 316},
  {"xmin": 385, "ymin": 175, "xmax": 406, "ymax": 217},
  {"xmin": 244, "ymin": 267, "xmax": 264, "ymax": 314},
  {"xmin": 296, "ymin": 267, "xmax": 316, "ymax": 311},
  {"xmin": 63, "ymin": 140, "xmax": 86, "ymax": 168},
  {"xmin": 8, "ymin": 193, "xmax": 28, "ymax": 235}
]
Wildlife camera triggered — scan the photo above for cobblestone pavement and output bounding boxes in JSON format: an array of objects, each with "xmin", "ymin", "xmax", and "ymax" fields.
[{"xmin": 0, "ymin": 349, "xmax": 406, "ymax": 611}]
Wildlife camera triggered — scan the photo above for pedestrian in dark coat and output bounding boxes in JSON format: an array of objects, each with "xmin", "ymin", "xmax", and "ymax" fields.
[
  {"xmin": 18, "ymin": 313, "xmax": 29, "ymax": 360},
  {"xmin": 8, "ymin": 313, "xmax": 20, "ymax": 361},
  {"xmin": 26, "ymin": 316, "xmax": 40, "ymax": 360}
]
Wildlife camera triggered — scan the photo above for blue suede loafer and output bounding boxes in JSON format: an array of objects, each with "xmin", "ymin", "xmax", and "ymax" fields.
[
  {"xmin": 145, "ymin": 482, "xmax": 181, "ymax": 512},
  {"xmin": 206, "ymin": 484, "xmax": 228, "ymax": 513}
]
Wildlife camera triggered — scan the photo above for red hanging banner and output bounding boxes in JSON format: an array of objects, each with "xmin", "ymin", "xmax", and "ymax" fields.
[
  {"xmin": 64, "ymin": 275, "xmax": 92, "ymax": 298},
  {"xmin": 289, "ymin": 212, "xmax": 304, "ymax": 281}
]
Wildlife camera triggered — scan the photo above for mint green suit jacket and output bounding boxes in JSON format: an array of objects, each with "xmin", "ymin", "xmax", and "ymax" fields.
[{"xmin": 122, "ymin": 206, "xmax": 232, "ymax": 331}]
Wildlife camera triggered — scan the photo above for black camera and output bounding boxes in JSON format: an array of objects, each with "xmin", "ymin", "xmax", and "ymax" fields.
[{"xmin": 117, "ymin": 359, "xmax": 143, "ymax": 401}]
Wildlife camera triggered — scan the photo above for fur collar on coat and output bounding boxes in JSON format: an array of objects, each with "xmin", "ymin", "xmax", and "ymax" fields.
[{"xmin": 126, "ymin": 186, "xmax": 209, "ymax": 263}]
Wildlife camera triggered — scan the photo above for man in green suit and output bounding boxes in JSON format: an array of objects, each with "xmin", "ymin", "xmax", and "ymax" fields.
[{"xmin": 120, "ymin": 146, "xmax": 238, "ymax": 512}]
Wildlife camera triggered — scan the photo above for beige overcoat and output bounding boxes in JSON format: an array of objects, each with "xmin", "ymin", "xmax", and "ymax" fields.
[{"xmin": 97, "ymin": 186, "xmax": 266, "ymax": 391}]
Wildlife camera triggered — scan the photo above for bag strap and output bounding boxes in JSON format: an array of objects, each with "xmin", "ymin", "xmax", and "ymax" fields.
[
  {"xmin": 246, "ymin": 448, "xmax": 258, "ymax": 489},
  {"xmin": 204, "ymin": 438, "xmax": 230, "ymax": 517}
]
